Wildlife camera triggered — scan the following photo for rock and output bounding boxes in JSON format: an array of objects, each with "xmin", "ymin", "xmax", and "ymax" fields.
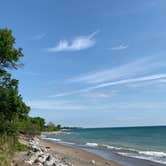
[
  {"xmin": 37, "ymin": 163, "xmax": 43, "ymax": 166},
  {"xmin": 25, "ymin": 151, "xmax": 42, "ymax": 165},
  {"xmin": 44, "ymin": 159, "xmax": 55, "ymax": 166},
  {"xmin": 35, "ymin": 156, "xmax": 45, "ymax": 164},
  {"xmin": 36, "ymin": 153, "xmax": 50, "ymax": 163},
  {"xmin": 25, "ymin": 136, "xmax": 73, "ymax": 166},
  {"xmin": 31, "ymin": 145, "xmax": 41, "ymax": 152},
  {"xmin": 90, "ymin": 160, "xmax": 96, "ymax": 165}
]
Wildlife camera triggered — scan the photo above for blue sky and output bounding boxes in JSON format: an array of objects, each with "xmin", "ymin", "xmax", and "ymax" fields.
[{"xmin": 1, "ymin": 0, "xmax": 166, "ymax": 127}]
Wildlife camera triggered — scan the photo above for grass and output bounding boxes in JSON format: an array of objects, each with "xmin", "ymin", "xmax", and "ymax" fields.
[
  {"xmin": 0, "ymin": 135, "xmax": 16, "ymax": 166},
  {"xmin": 0, "ymin": 134, "xmax": 30, "ymax": 166},
  {"xmin": 14, "ymin": 141, "xmax": 30, "ymax": 152}
]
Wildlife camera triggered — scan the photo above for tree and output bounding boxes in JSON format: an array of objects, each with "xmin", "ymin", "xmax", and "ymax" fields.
[
  {"xmin": 0, "ymin": 73, "xmax": 30, "ymax": 135},
  {"xmin": 57, "ymin": 124, "xmax": 61, "ymax": 130},
  {"xmin": 0, "ymin": 28, "xmax": 23, "ymax": 70},
  {"xmin": 45, "ymin": 122, "xmax": 56, "ymax": 131},
  {"xmin": 0, "ymin": 28, "xmax": 29, "ymax": 135},
  {"xmin": 30, "ymin": 117, "xmax": 46, "ymax": 131}
]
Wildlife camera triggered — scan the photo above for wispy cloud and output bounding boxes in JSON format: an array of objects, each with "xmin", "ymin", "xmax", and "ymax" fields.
[
  {"xmin": 110, "ymin": 44, "xmax": 128, "ymax": 50},
  {"xmin": 32, "ymin": 33, "xmax": 46, "ymax": 40},
  {"xmin": 69, "ymin": 57, "xmax": 164, "ymax": 84},
  {"xmin": 50, "ymin": 73, "xmax": 166, "ymax": 97},
  {"xmin": 48, "ymin": 31, "xmax": 99, "ymax": 52},
  {"xmin": 50, "ymin": 56, "xmax": 166, "ymax": 97},
  {"xmin": 28, "ymin": 99, "xmax": 166, "ymax": 111},
  {"xmin": 82, "ymin": 91, "xmax": 118, "ymax": 99},
  {"xmin": 27, "ymin": 100, "xmax": 88, "ymax": 110}
]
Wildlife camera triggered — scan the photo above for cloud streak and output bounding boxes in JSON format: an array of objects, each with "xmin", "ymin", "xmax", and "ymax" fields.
[
  {"xmin": 28, "ymin": 100, "xmax": 87, "ymax": 110},
  {"xmin": 110, "ymin": 44, "xmax": 128, "ymax": 50},
  {"xmin": 28, "ymin": 99, "xmax": 166, "ymax": 111},
  {"xmin": 48, "ymin": 31, "xmax": 99, "ymax": 52},
  {"xmin": 50, "ymin": 73, "xmax": 166, "ymax": 97},
  {"xmin": 69, "ymin": 57, "xmax": 165, "ymax": 84},
  {"xmin": 81, "ymin": 91, "xmax": 118, "ymax": 99}
]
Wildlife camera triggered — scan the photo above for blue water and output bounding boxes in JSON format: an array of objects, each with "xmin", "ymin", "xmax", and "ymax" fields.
[{"xmin": 42, "ymin": 126, "xmax": 166, "ymax": 165}]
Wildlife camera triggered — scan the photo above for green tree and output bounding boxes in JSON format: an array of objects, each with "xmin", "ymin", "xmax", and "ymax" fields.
[
  {"xmin": 0, "ymin": 28, "xmax": 30, "ymax": 165},
  {"xmin": 30, "ymin": 117, "xmax": 46, "ymax": 131},
  {"xmin": 45, "ymin": 122, "xmax": 56, "ymax": 131},
  {"xmin": 57, "ymin": 124, "xmax": 61, "ymax": 130},
  {"xmin": 0, "ymin": 28, "xmax": 29, "ymax": 135},
  {"xmin": 0, "ymin": 28, "xmax": 23, "ymax": 70}
]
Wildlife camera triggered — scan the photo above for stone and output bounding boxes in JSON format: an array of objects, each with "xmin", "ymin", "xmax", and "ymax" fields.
[
  {"xmin": 25, "ymin": 136, "xmax": 73, "ymax": 166},
  {"xmin": 44, "ymin": 159, "xmax": 55, "ymax": 166},
  {"xmin": 90, "ymin": 160, "xmax": 96, "ymax": 165}
]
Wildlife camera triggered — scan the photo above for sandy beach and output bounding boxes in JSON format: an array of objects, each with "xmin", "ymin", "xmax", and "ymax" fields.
[{"xmin": 13, "ymin": 137, "xmax": 123, "ymax": 166}]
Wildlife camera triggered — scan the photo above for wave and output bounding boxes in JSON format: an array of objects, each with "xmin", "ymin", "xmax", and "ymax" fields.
[
  {"xmin": 42, "ymin": 137, "xmax": 75, "ymax": 146},
  {"xmin": 139, "ymin": 151, "xmax": 166, "ymax": 157},
  {"xmin": 86, "ymin": 142, "xmax": 98, "ymax": 147},
  {"xmin": 105, "ymin": 145, "xmax": 166, "ymax": 164},
  {"xmin": 60, "ymin": 141, "xmax": 75, "ymax": 145},
  {"xmin": 43, "ymin": 137, "xmax": 61, "ymax": 142},
  {"xmin": 43, "ymin": 137, "xmax": 166, "ymax": 165},
  {"xmin": 102, "ymin": 144, "xmax": 124, "ymax": 150},
  {"xmin": 118, "ymin": 151, "xmax": 166, "ymax": 165},
  {"xmin": 84, "ymin": 142, "xmax": 166, "ymax": 164},
  {"xmin": 65, "ymin": 132, "xmax": 71, "ymax": 135}
]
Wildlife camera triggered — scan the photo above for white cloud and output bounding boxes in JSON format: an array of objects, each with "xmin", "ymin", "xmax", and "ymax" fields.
[
  {"xmin": 110, "ymin": 44, "xmax": 128, "ymax": 50},
  {"xmin": 49, "ymin": 55, "xmax": 166, "ymax": 98},
  {"xmin": 69, "ymin": 56, "xmax": 164, "ymax": 84},
  {"xmin": 50, "ymin": 73, "xmax": 166, "ymax": 97},
  {"xmin": 48, "ymin": 31, "xmax": 99, "ymax": 52}
]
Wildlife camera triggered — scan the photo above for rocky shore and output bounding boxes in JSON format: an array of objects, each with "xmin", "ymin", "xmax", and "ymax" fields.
[
  {"xmin": 13, "ymin": 136, "xmax": 122, "ymax": 166},
  {"xmin": 21, "ymin": 137, "xmax": 73, "ymax": 166}
]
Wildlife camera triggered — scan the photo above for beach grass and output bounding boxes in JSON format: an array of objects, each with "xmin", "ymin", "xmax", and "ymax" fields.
[
  {"xmin": 0, "ymin": 134, "xmax": 29, "ymax": 166},
  {"xmin": 0, "ymin": 135, "xmax": 15, "ymax": 166}
]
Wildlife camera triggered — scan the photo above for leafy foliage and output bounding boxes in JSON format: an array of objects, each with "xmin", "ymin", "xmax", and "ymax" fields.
[
  {"xmin": 0, "ymin": 28, "xmax": 23, "ymax": 69},
  {"xmin": 0, "ymin": 28, "xmax": 30, "ymax": 165},
  {"xmin": 0, "ymin": 28, "xmax": 61, "ymax": 165}
]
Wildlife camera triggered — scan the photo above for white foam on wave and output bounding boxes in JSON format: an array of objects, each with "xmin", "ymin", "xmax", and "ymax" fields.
[
  {"xmin": 42, "ymin": 137, "xmax": 166, "ymax": 165},
  {"xmin": 102, "ymin": 144, "xmax": 123, "ymax": 150},
  {"xmin": 118, "ymin": 151, "xmax": 166, "ymax": 165},
  {"xmin": 43, "ymin": 137, "xmax": 61, "ymax": 142},
  {"xmin": 86, "ymin": 142, "xmax": 98, "ymax": 147},
  {"xmin": 139, "ymin": 151, "xmax": 166, "ymax": 157},
  {"xmin": 99, "ymin": 144, "xmax": 166, "ymax": 165},
  {"xmin": 65, "ymin": 132, "xmax": 71, "ymax": 135},
  {"xmin": 61, "ymin": 141, "xmax": 75, "ymax": 145},
  {"xmin": 42, "ymin": 137, "xmax": 76, "ymax": 145}
]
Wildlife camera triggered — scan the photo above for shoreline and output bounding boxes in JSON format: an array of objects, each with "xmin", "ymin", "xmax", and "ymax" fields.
[
  {"xmin": 41, "ymin": 129, "xmax": 166, "ymax": 166},
  {"xmin": 13, "ymin": 136, "xmax": 123, "ymax": 166},
  {"xmin": 41, "ymin": 139, "xmax": 166, "ymax": 166},
  {"xmin": 40, "ymin": 139, "xmax": 123, "ymax": 166},
  {"xmin": 13, "ymin": 130, "xmax": 166, "ymax": 166}
]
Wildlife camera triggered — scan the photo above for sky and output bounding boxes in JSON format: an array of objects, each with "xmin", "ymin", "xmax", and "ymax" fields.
[{"xmin": 0, "ymin": 0, "xmax": 166, "ymax": 127}]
